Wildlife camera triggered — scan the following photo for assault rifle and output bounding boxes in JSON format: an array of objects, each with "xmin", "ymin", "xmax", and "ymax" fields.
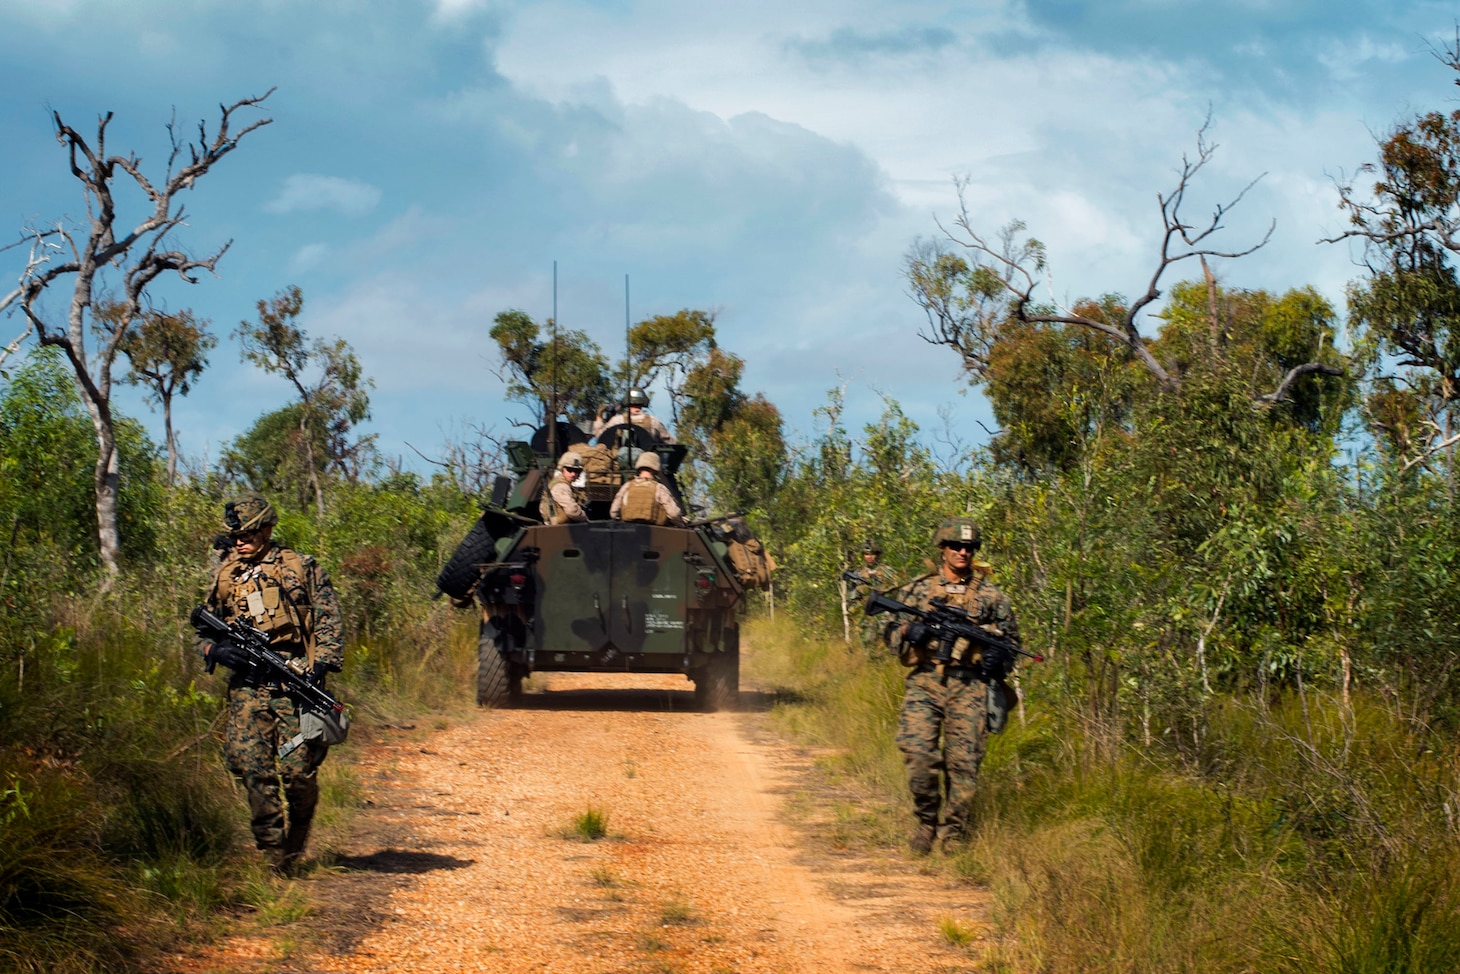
[
  {"xmin": 857, "ymin": 585, "xmax": 1044, "ymax": 676},
  {"xmin": 191, "ymin": 605, "xmax": 349, "ymax": 755}
]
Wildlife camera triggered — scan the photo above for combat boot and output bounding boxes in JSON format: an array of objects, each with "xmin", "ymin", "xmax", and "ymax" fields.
[
  {"xmin": 909, "ymin": 822, "xmax": 936, "ymax": 857},
  {"xmin": 260, "ymin": 844, "xmax": 290, "ymax": 875},
  {"xmin": 936, "ymin": 824, "xmax": 965, "ymax": 855}
]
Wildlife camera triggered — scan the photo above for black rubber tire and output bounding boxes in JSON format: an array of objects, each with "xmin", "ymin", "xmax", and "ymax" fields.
[
  {"xmin": 700, "ymin": 626, "xmax": 740, "ymax": 712},
  {"xmin": 438, "ymin": 516, "xmax": 497, "ymax": 601},
  {"xmin": 477, "ymin": 624, "xmax": 511, "ymax": 708}
]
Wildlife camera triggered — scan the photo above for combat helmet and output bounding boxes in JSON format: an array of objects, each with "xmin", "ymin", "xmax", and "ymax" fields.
[
  {"xmin": 862, "ymin": 540, "xmax": 882, "ymax": 555},
  {"xmin": 932, "ymin": 516, "xmax": 980, "ymax": 551},
  {"xmin": 557, "ymin": 452, "xmax": 584, "ymax": 472},
  {"xmin": 635, "ymin": 451, "xmax": 661, "ymax": 473},
  {"xmin": 224, "ymin": 493, "xmax": 277, "ymax": 535},
  {"xmin": 624, "ymin": 388, "xmax": 651, "ymax": 408}
]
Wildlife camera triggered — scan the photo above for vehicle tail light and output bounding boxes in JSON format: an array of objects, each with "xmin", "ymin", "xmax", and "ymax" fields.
[{"xmin": 510, "ymin": 573, "xmax": 528, "ymax": 586}]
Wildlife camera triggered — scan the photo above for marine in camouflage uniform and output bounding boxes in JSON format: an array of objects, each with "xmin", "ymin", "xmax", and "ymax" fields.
[
  {"xmin": 847, "ymin": 541, "xmax": 895, "ymax": 647},
  {"xmin": 881, "ymin": 517, "xmax": 1021, "ymax": 855},
  {"xmin": 196, "ymin": 494, "xmax": 345, "ymax": 873}
]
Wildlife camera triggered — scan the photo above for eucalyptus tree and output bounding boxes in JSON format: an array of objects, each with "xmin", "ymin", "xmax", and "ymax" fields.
[
  {"xmin": 236, "ymin": 286, "xmax": 375, "ymax": 517},
  {"xmin": 115, "ymin": 304, "xmax": 216, "ymax": 484},
  {"xmin": 0, "ymin": 91, "xmax": 272, "ymax": 580}
]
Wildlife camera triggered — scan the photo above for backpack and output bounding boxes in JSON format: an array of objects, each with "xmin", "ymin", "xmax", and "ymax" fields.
[{"xmin": 727, "ymin": 536, "xmax": 774, "ymax": 589}]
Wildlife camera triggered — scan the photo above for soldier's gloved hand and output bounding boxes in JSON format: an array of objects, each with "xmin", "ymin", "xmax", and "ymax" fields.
[
  {"xmin": 980, "ymin": 646, "xmax": 1007, "ymax": 676},
  {"xmin": 311, "ymin": 660, "xmax": 341, "ymax": 684},
  {"xmin": 904, "ymin": 622, "xmax": 930, "ymax": 646},
  {"xmin": 204, "ymin": 639, "xmax": 249, "ymax": 672}
]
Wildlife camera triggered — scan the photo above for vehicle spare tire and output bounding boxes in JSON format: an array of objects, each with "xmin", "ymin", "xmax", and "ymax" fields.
[{"xmin": 436, "ymin": 515, "xmax": 498, "ymax": 601}]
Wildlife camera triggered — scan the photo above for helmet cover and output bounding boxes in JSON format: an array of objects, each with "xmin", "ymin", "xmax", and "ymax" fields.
[
  {"xmin": 224, "ymin": 493, "xmax": 277, "ymax": 534},
  {"xmin": 932, "ymin": 516, "xmax": 980, "ymax": 550}
]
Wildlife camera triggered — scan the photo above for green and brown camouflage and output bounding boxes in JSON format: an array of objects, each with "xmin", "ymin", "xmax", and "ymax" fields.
[{"xmin": 440, "ymin": 419, "xmax": 769, "ymax": 711}]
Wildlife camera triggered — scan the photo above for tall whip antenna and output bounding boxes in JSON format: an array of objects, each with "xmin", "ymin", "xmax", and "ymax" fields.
[
  {"xmin": 548, "ymin": 260, "xmax": 559, "ymax": 459},
  {"xmin": 624, "ymin": 274, "xmax": 631, "ymax": 399}
]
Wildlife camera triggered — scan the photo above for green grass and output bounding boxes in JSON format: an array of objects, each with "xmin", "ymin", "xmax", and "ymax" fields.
[
  {"xmin": 566, "ymin": 805, "xmax": 611, "ymax": 841},
  {"xmin": 937, "ymin": 915, "xmax": 979, "ymax": 948},
  {"xmin": 658, "ymin": 895, "xmax": 698, "ymax": 926},
  {"xmin": 743, "ymin": 612, "xmax": 1460, "ymax": 974}
]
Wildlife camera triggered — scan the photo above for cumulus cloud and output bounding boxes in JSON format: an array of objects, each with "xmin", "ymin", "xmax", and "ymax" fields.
[{"xmin": 265, "ymin": 174, "xmax": 382, "ymax": 216}]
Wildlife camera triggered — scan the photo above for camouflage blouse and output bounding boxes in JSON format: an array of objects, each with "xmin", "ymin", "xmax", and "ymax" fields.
[{"xmin": 883, "ymin": 568, "xmax": 1020, "ymax": 668}]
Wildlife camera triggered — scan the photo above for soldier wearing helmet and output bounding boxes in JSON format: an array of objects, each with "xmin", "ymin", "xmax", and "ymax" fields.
[
  {"xmin": 880, "ymin": 515, "xmax": 1021, "ymax": 856},
  {"xmin": 609, "ymin": 450, "xmax": 685, "ymax": 526},
  {"xmin": 540, "ymin": 451, "xmax": 589, "ymax": 524},
  {"xmin": 846, "ymin": 539, "xmax": 896, "ymax": 645},
  {"xmin": 591, "ymin": 387, "xmax": 676, "ymax": 445},
  {"xmin": 195, "ymin": 493, "xmax": 344, "ymax": 874}
]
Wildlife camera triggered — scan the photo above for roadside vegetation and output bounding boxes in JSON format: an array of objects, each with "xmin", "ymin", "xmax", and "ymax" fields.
[{"xmin": 6, "ymin": 35, "xmax": 1460, "ymax": 974}]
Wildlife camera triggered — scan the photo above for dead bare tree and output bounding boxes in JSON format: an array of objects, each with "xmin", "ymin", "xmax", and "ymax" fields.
[
  {"xmin": 908, "ymin": 122, "xmax": 1341, "ymax": 401},
  {"xmin": 0, "ymin": 90, "xmax": 273, "ymax": 582}
]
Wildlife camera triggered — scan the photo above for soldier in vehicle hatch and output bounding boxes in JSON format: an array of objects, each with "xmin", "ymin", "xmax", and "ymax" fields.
[
  {"xmin": 591, "ymin": 388, "xmax": 676, "ymax": 444},
  {"xmin": 881, "ymin": 516, "xmax": 1021, "ymax": 856},
  {"xmin": 540, "ymin": 452, "xmax": 589, "ymax": 524},
  {"xmin": 609, "ymin": 452, "xmax": 685, "ymax": 526},
  {"xmin": 195, "ymin": 493, "xmax": 344, "ymax": 875}
]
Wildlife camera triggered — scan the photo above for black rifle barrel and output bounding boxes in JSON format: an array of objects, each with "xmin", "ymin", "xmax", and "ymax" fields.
[
  {"xmin": 191, "ymin": 605, "xmax": 345, "ymax": 715},
  {"xmin": 863, "ymin": 591, "xmax": 1043, "ymax": 663}
]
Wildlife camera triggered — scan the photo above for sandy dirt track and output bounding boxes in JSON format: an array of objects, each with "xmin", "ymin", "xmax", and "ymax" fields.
[{"xmin": 166, "ymin": 671, "xmax": 994, "ymax": 973}]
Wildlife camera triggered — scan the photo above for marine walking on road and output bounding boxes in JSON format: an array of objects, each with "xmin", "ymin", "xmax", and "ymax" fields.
[{"xmin": 194, "ymin": 493, "xmax": 346, "ymax": 874}]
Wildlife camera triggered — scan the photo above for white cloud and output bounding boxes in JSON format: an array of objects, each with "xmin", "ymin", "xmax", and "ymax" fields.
[
  {"xmin": 290, "ymin": 243, "xmax": 330, "ymax": 272},
  {"xmin": 265, "ymin": 174, "xmax": 382, "ymax": 217}
]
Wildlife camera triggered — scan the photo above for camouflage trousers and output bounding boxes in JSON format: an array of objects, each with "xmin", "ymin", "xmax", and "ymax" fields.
[
  {"xmin": 895, "ymin": 667, "xmax": 990, "ymax": 838},
  {"xmin": 224, "ymin": 684, "xmax": 328, "ymax": 860}
]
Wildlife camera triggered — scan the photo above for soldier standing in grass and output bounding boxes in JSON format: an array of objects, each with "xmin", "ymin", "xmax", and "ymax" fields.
[
  {"xmin": 847, "ymin": 540, "xmax": 895, "ymax": 648},
  {"xmin": 882, "ymin": 516, "xmax": 1021, "ymax": 856},
  {"xmin": 196, "ymin": 493, "xmax": 344, "ymax": 874}
]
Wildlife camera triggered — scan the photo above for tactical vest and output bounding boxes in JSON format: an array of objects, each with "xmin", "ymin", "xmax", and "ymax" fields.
[
  {"xmin": 211, "ymin": 547, "xmax": 313, "ymax": 657},
  {"xmin": 897, "ymin": 570, "xmax": 992, "ymax": 667},
  {"xmin": 539, "ymin": 474, "xmax": 574, "ymax": 525},
  {"xmin": 619, "ymin": 479, "xmax": 667, "ymax": 524}
]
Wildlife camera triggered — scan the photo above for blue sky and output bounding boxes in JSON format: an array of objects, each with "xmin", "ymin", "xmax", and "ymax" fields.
[{"xmin": 1, "ymin": 1, "xmax": 1454, "ymax": 478}]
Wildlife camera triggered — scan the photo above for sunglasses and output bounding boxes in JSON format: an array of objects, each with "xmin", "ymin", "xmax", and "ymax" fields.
[
  {"xmin": 943, "ymin": 541, "xmax": 976, "ymax": 553},
  {"xmin": 232, "ymin": 529, "xmax": 266, "ymax": 543}
]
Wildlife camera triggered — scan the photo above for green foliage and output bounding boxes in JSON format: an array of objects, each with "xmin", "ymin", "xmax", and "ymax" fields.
[
  {"xmin": 567, "ymin": 805, "xmax": 610, "ymax": 841},
  {"xmin": 490, "ymin": 309, "xmax": 614, "ymax": 425},
  {"xmin": 221, "ymin": 402, "xmax": 321, "ymax": 507},
  {"xmin": 768, "ymin": 392, "xmax": 950, "ymax": 632},
  {"xmin": 234, "ymin": 286, "xmax": 377, "ymax": 510},
  {"xmin": 0, "ymin": 347, "xmax": 164, "ymax": 634}
]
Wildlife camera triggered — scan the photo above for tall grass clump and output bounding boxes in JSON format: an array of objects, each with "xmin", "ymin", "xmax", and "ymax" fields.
[
  {"xmin": 744, "ymin": 613, "xmax": 906, "ymax": 797},
  {"xmin": 748, "ymin": 600, "xmax": 1460, "ymax": 974}
]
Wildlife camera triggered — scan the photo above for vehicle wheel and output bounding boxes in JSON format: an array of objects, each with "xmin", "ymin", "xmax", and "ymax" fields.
[
  {"xmin": 438, "ymin": 516, "xmax": 498, "ymax": 601},
  {"xmin": 700, "ymin": 627, "xmax": 740, "ymax": 712},
  {"xmin": 477, "ymin": 623, "xmax": 512, "ymax": 708}
]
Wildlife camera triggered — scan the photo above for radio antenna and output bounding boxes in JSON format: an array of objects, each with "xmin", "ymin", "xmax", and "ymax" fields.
[
  {"xmin": 548, "ymin": 260, "xmax": 559, "ymax": 459},
  {"xmin": 624, "ymin": 274, "xmax": 631, "ymax": 399}
]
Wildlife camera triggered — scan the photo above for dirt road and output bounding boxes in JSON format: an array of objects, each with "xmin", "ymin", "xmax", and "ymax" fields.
[{"xmin": 170, "ymin": 672, "xmax": 994, "ymax": 973}]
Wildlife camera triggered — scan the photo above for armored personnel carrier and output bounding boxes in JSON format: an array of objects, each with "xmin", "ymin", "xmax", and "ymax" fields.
[{"xmin": 436, "ymin": 419, "xmax": 772, "ymax": 711}]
